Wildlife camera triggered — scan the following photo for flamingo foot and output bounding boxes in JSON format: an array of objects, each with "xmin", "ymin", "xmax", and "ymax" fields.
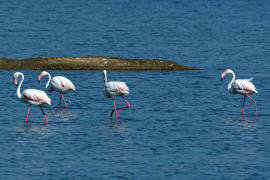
[
  {"xmin": 114, "ymin": 111, "xmax": 117, "ymax": 119},
  {"xmin": 61, "ymin": 94, "xmax": 67, "ymax": 109},
  {"xmin": 57, "ymin": 95, "xmax": 62, "ymax": 108},
  {"xmin": 110, "ymin": 110, "xmax": 117, "ymax": 118},
  {"xmin": 241, "ymin": 95, "xmax": 246, "ymax": 117},
  {"xmin": 246, "ymin": 94, "xmax": 258, "ymax": 116},
  {"xmin": 25, "ymin": 105, "xmax": 30, "ymax": 123},
  {"xmin": 40, "ymin": 106, "xmax": 48, "ymax": 123},
  {"xmin": 110, "ymin": 110, "xmax": 114, "ymax": 117},
  {"xmin": 44, "ymin": 115, "xmax": 48, "ymax": 123}
]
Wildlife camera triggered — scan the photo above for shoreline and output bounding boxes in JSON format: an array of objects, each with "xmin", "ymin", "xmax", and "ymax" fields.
[{"xmin": 0, "ymin": 56, "xmax": 199, "ymax": 71}]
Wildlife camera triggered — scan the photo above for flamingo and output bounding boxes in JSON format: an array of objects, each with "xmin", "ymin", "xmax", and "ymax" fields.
[
  {"xmin": 103, "ymin": 70, "xmax": 130, "ymax": 119},
  {"xmin": 37, "ymin": 71, "xmax": 76, "ymax": 108},
  {"xmin": 221, "ymin": 69, "xmax": 258, "ymax": 116},
  {"xmin": 13, "ymin": 72, "xmax": 51, "ymax": 123}
]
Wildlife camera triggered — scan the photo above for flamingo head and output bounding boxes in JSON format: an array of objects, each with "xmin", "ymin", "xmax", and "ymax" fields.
[
  {"xmin": 37, "ymin": 74, "xmax": 42, "ymax": 83},
  {"xmin": 221, "ymin": 69, "xmax": 233, "ymax": 80},
  {"xmin": 13, "ymin": 77, "xmax": 18, "ymax": 86},
  {"xmin": 13, "ymin": 72, "xmax": 20, "ymax": 86},
  {"xmin": 37, "ymin": 71, "xmax": 48, "ymax": 83}
]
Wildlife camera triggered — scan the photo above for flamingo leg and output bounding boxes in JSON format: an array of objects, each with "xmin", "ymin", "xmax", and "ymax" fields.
[
  {"xmin": 40, "ymin": 106, "xmax": 48, "ymax": 123},
  {"xmin": 25, "ymin": 105, "xmax": 31, "ymax": 123},
  {"xmin": 246, "ymin": 94, "xmax": 257, "ymax": 115},
  {"xmin": 110, "ymin": 98, "xmax": 117, "ymax": 118},
  {"xmin": 241, "ymin": 95, "xmax": 246, "ymax": 116},
  {"xmin": 61, "ymin": 94, "xmax": 67, "ymax": 109},
  {"xmin": 57, "ymin": 94, "xmax": 62, "ymax": 108},
  {"xmin": 110, "ymin": 96, "xmax": 130, "ymax": 117}
]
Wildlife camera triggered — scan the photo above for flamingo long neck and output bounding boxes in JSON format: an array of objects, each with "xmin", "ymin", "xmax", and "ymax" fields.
[
  {"xmin": 44, "ymin": 72, "xmax": 51, "ymax": 89},
  {"xmin": 103, "ymin": 71, "xmax": 107, "ymax": 84},
  {"xmin": 227, "ymin": 71, "xmax": 235, "ymax": 91},
  {"xmin": 17, "ymin": 72, "xmax": 24, "ymax": 99}
]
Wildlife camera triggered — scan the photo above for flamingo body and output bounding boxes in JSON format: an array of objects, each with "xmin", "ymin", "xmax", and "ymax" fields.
[
  {"xmin": 221, "ymin": 69, "xmax": 258, "ymax": 116},
  {"xmin": 13, "ymin": 72, "xmax": 51, "ymax": 123},
  {"xmin": 50, "ymin": 76, "xmax": 76, "ymax": 94},
  {"xmin": 231, "ymin": 79, "xmax": 258, "ymax": 95},
  {"xmin": 22, "ymin": 89, "xmax": 51, "ymax": 106},
  {"xmin": 103, "ymin": 70, "xmax": 130, "ymax": 118},
  {"xmin": 103, "ymin": 81, "xmax": 129, "ymax": 98},
  {"xmin": 38, "ymin": 71, "xmax": 75, "ymax": 108}
]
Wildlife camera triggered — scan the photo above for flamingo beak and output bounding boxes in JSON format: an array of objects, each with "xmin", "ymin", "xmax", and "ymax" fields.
[
  {"xmin": 221, "ymin": 72, "xmax": 225, "ymax": 80},
  {"xmin": 37, "ymin": 75, "xmax": 42, "ymax": 83},
  {"xmin": 13, "ymin": 77, "xmax": 18, "ymax": 86}
]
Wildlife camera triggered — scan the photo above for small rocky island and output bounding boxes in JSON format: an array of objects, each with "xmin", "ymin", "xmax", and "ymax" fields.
[{"xmin": 0, "ymin": 56, "xmax": 198, "ymax": 71}]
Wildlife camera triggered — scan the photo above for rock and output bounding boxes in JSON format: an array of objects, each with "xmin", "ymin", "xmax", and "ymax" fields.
[{"xmin": 0, "ymin": 56, "xmax": 198, "ymax": 70}]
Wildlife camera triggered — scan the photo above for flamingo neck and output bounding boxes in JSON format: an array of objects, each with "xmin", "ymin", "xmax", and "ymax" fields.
[
  {"xmin": 45, "ymin": 72, "xmax": 51, "ymax": 89},
  {"xmin": 103, "ymin": 71, "xmax": 107, "ymax": 84},
  {"xmin": 227, "ymin": 71, "xmax": 235, "ymax": 91},
  {"xmin": 17, "ymin": 72, "xmax": 24, "ymax": 99}
]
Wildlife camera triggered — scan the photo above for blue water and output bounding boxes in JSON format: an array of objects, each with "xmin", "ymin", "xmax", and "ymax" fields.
[{"xmin": 1, "ymin": 0, "xmax": 270, "ymax": 179}]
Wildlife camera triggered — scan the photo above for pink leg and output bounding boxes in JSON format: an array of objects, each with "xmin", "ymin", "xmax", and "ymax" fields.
[
  {"xmin": 25, "ymin": 105, "xmax": 31, "ymax": 123},
  {"xmin": 40, "ymin": 106, "xmax": 48, "ymax": 123},
  {"xmin": 246, "ymin": 94, "xmax": 257, "ymax": 115},
  {"xmin": 110, "ymin": 98, "xmax": 117, "ymax": 118},
  {"xmin": 57, "ymin": 94, "xmax": 62, "ymax": 108},
  {"xmin": 110, "ymin": 96, "xmax": 130, "ymax": 117},
  {"xmin": 241, "ymin": 95, "xmax": 246, "ymax": 116},
  {"xmin": 61, "ymin": 94, "xmax": 67, "ymax": 109}
]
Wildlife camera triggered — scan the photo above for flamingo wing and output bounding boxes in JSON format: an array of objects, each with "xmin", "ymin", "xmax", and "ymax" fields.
[
  {"xmin": 51, "ymin": 76, "xmax": 76, "ymax": 93},
  {"xmin": 23, "ymin": 89, "xmax": 51, "ymax": 105},
  {"xmin": 233, "ymin": 79, "xmax": 258, "ymax": 94}
]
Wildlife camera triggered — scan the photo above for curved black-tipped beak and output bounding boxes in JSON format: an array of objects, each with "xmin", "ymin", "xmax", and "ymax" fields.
[{"xmin": 37, "ymin": 79, "xmax": 40, "ymax": 83}]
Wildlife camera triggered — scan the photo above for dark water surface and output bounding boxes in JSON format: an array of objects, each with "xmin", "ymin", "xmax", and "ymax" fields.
[{"xmin": 0, "ymin": 0, "xmax": 270, "ymax": 179}]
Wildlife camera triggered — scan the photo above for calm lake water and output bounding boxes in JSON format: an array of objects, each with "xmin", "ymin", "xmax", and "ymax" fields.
[{"xmin": 1, "ymin": 0, "xmax": 270, "ymax": 179}]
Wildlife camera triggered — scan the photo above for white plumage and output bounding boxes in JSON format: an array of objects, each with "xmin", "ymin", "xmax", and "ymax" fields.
[
  {"xmin": 22, "ymin": 89, "xmax": 51, "ymax": 106},
  {"xmin": 38, "ymin": 71, "xmax": 76, "ymax": 108},
  {"xmin": 103, "ymin": 81, "xmax": 129, "ymax": 98},
  {"xmin": 103, "ymin": 70, "xmax": 130, "ymax": 118},
  {"xmin": 50, "ymin": 76, "xmax": 76, "ymax": 94},
  {"xmin": 13, "ymin": 72, "xmax": 51, "ymax": 123},
  {"xmin": 221, "ymin": 69, "xmax": 258, "ymax": 116},
  {"xmin": 231, "ymin": 79, "xmax": 258, "ymax": 95}
]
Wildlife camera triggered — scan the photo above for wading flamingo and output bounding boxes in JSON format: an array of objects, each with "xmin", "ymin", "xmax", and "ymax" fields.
[
  {"xmin": 13, "ymin": 72, "xmax": 51, "ymax": 123},
  {"xmin": 221, "ymin": 69, "xmax": 258, "ymax": 116},
  {"xmin": 37, "ymin": 71, "xmax": 76, "ymax": 108},
  {"xmin": 103, "ymin": 70, "xmax": 130, "ymax": 119}
]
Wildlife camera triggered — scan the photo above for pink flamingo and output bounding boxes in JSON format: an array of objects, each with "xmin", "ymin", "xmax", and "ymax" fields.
[
  {"xmin": 103, "ymin": 70, "xmax": 130, "ymax": 118},
  {"xmin": 38, "ymin": 71, "xmax": 76, "ymax": 108},
  {"xmin": 13, "ymin": 72, "xmax": 51, "ymax": 123},
  {"xmin": 221, "ymin": 69, "xmax": 258, "ymax": 116}
]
